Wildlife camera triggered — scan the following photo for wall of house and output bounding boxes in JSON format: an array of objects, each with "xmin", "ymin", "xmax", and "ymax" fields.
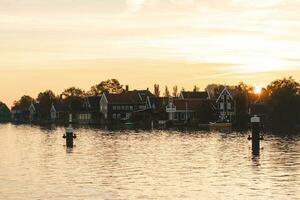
[{"xmin": 100, "ymin": 96, "xmax": 108, "ymax": 119}]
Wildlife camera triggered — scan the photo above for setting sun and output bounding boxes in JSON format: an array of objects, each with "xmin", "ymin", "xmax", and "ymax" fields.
[{"xmin": 254, "ymin": 87, "xmax": 262, "ymax": 94}]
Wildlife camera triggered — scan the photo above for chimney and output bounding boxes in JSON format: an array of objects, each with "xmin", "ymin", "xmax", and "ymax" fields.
[{"xmin": 125, "ymin": 85, "xmax": 129, "ymax": 92}]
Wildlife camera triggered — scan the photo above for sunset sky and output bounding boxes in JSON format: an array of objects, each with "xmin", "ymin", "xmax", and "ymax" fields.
[{"xmin": 1, "ymin": 0, "xmax": 300, "ymax": 106}]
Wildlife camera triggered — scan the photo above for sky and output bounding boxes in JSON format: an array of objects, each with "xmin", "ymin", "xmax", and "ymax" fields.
[{"xmin": 1, "ymin": 0, "xmax": 300, "ymax": 106}]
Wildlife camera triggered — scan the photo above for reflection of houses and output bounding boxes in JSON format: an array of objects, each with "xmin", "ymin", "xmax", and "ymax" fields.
[
  {"xmin": 100, "ymin": 89, "xmax": 154, "ymax": 121},
  {"xmin": 77, "ymin": 96, "xmax": 102, "ymax": 124},
  {"xmin": 166, "ymin": 98, "xmax": 207, "ymax": 122},
  {"xmin": 50, "ymin": 102, "xmax": 69, "ymax": 123},
  {"xmin": 216, "ymin": 87, "xmax": 239, "ymax": 122},
  {"xmin": 0, "ymin": 102, "xmax": 11, "ymax": 122},
  {"xmin": 28, "ymin": 103, "xmax": 40, "ymax": 122}
]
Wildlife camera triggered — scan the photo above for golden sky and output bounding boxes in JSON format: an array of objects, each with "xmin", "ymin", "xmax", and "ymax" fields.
[{"xmin": 1, "ymin": 0, "xmax": 300, "ymax": 106}]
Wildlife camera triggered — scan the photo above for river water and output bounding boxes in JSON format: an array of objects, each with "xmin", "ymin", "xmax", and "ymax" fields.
[{"xmin": 0, "ymin": 123, "xmax": 299, "ymax": 200}]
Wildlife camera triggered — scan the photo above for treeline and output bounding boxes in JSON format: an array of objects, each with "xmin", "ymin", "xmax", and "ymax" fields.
[{"xmin": 10, "ymin": 76, "xmax": 300, "ymax": 130}]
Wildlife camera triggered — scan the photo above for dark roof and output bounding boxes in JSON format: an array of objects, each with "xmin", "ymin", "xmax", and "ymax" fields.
[
  {"xmin": 181, "ymin": 91, "xmax": 208, "ymax": 99},
  {"xmin": 173, "ymin": 99, "xmax": 208, "ymax": 111},
  {"xmin": 53, "ymin": 102, "xmax": 69, "ymax": 112},
  {"xmin": 86, "ymin": 96, "xmax": 102, "ymax": 110},
  {"xmin": 106, "ymin": 90, "xmax": 154, "ymax": 104}
]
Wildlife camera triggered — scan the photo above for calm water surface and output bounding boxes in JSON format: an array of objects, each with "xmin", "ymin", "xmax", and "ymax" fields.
[{"xmin": 0, "ymin": 124, "xmax": 300, "ymax": 200}]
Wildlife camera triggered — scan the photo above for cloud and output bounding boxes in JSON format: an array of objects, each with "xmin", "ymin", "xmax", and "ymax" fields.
[{"xmin": 126, "ymin": 0, "xmax": 146, "ymax": 12}]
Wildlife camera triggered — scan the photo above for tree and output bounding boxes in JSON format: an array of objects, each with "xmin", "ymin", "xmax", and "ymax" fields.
[
  {"xmin": 205, "ymin": 84, "xmax": 225, "ymax": 99},
  {"xmin": 193, "ymin": 85, "xmax": 200, "ymax": 92},
  {"xmin": 154, "ymin": 84, "xmax": 160, "ymax": 97},
  {"xmin": 88, "ymin": 79, "xmax": 123, "ymax": 95},
  {"xmin": 13, "ymin": 95, "xmax": 35, "ymax": 110},
  {"xmin": 196, "ymin": 100, "xmax": 215, "ymax": 123},
  {"xmin": 234, "ymin": 91, "xmax": 249, "ymax": 129},
  {"xmin": 237, "ymin": 82, "xmax": 257, "ymax": 104},
  {"xmin": 172, "ymin": 86, "xmax": 178, "ymax": 97},
  {"xmin": 164, "ymin": 86, "xmax": 170, "ymax": 97},
  {"xmin": 61, "ymin": 87, "xmax": 85, "ymax": 98},
  {"xmin": 266, "ymin": 77, "xmax": 300, "ymax": 130},
  {"xmin": 37, "ymin": 90, "xmax": 56, "ymax": 119}
]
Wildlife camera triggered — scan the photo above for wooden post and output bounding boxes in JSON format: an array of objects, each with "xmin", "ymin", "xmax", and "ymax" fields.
[
  {"xmin": 251, "ymin": 116, "xmax": 260, "ymax": 155},
  {"xmin": 65, "ymin": 114, "xmax": 74, "ymax": 148}
]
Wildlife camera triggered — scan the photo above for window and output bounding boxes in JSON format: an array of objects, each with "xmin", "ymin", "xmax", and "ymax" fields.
[
  {"xmin": 125, "ymin": 106, "xmax": 129, "ymax": 110},
  {"xmin": 227, "ymin": 103, "xmax": 231, "ymax": 110},
  {"xmin": 174, "ymin": 113, "xmax": 178, "ymax": 120},
  {"xmin": 220, "ymin": 102, "xmax": 224, "ymax": 109},
  {"xmin": 130, "ymin": 106, "xmax": 133, "ymax": 111},
  {"xmin": 117, "ymin": 106, "xmax": 121, "ymax": 110},
  {"xmin": 112, "ymin": 106, "xmax": 116, "ymax": 111},
  {"xmin": 113, "ymin": 114, "xmax": 117, "ymax": 119},
  {"xmin": 180, "ymin": 113, "xmax": 185, "ymax": 120},
  {"xmin": 126, "ymin": 113, "xmax": 131, "ymax": 119},
  {"xmin": 139, "ymin": 105, "xmax": 145, "ymax": 110},
  {"xmin": 117, "ymin": 114, "xmax": 121, "ymax": 119},
  {"xmin": 121, "ymin": 106, "xmax": 125, "ymax": 110}
]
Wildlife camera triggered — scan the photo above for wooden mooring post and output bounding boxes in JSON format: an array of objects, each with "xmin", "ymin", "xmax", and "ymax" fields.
[
  {"xmin": 63, "ymin": 114, "xmax": 76, "ymax": 148},
  {"xmin": 251, "ymin": 115, "xmax": 260, "ymax": 155}
]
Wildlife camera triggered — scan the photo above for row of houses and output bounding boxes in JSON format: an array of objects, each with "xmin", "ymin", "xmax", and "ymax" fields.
[{"xmin": 10, "ymin": 87, "xmax": 267, "ymax": 125}]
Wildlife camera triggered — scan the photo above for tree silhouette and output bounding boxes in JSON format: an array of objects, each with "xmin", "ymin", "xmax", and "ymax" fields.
[
  {"xmin": 164, "ymin": 86, "xmax": 170, "ymax": 97},
  {"xmin": 89, "ymin": 79, "xmax": 123, "ymax": 95},
  {"xmin": 172, "ymin": 85, "xmax": 178, "ymax": 97},
  {"xmin": 154, "ymin": 84, "xmax": 160, "ymax": 97}
]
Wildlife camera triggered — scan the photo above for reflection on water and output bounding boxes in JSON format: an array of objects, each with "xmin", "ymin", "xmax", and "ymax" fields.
[{"xmin": 0, "ymin": 124, "xmax": 300, "ymax": 200}]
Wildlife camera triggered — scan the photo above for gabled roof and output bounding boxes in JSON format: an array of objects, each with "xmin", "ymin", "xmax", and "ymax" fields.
[
  {"xmin": 86, "ymin": 96, "xmax": 102, "ymax": 110},
  {"xmin": 181, "ymin": 91, "xmax": 209, "ymax": 99},
  {"xmin": 52, "ymin": 102, "xmax": 69, "ymax": 112},
  {"xmin": 172, "ymin": 99, "xmax": 209, "ymax": 111},
  {"xmin": 29, "ymin": 103, "xmax": 40, "ymax": 112},
  {"xmin": 105, "ymin": 90, "xmax": 155, "ymax": 105},
  {"xmin": 216, "ymin": 87, "xmax": 240, "ymax": 102}
]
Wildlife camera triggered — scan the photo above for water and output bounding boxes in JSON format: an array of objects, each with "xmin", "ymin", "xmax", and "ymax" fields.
[{"xmin": 0, "ymin": 124, "xmax": 300, "ymax": 200}]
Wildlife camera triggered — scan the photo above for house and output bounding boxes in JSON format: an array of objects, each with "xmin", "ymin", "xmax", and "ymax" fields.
[
  {"xmin": 179, "ymin": 91, "xmax": 209, "ymax": 100},
  {"xmin": 166, "ymin": 98, "xmax": 210, "ymax": 122},
  {"xmin": 28, "ymin": 102, "xmax": 40, "ymax": 122},
  {"xmin": 100, "ymin": 90, "xmax": 155, "ymax": 122},
  {"xmin": 11, "ymin": 107, "xmax": 29, "ymax": 122},
  {"xmin": 77, "ymin": 96, "xmax": 102, "ymax": 124},
  {"xmin": 0, "ymin": 102, "xmax": 11, "ymax": 122},
  {"xmin": 216, "ymin": 87, "xmax": 240, "ymax": 122},
  {"xmin": 50, "ymin": 102, "xmax": 69, "ymax": 123}
]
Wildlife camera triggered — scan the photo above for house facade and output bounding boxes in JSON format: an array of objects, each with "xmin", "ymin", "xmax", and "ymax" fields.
[
  {"xmin": 50, "ymin": 102, "xmax": 69, "ymax": 123},
  {"xmin": 28, "ymin": 103, "xmax": 40, "ymax": 122},
  {"xmin": 216, "ymin": 87, "xmax": 239, "ymax": 122},
  {"xmin": 77, "ymin": 96, "xmax": 102, "ymax": 124},
  {"xmin": 100, "ymin": 90, "xmax": 154, "ymax": 122},
  {"xmin": 166, "ymin": 98, "xmax": 206, "ymax": 122}
]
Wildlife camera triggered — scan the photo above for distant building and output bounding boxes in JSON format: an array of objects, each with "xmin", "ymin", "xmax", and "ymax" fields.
[
  {"xmin": 0, "ymin": 102, "xmax": 11, "ymax": 122},
  {"xmin": 179, "ymin": 91, "xmax": 209, "ymax": 100},
  {"xmin": 100, "ymin": 90, "xmax": 155, "ymax": 121},
  {"xmin": 166, "ymin": 98, "xmax": 209, "ymax": 122},
  {"xmin": 77, "ymin": 96, "xmax": 102, "ymax": 124},
  {"xmin": 216, "ymin": 87, "xmax": 240, "ymax": 122},
  {"xmin": 28, "ymin": 103, "xmax": 41, "ymax": 122},
  {"xmin": 50, "ymin": 102, "xmax": 69, "ymax": 123}
]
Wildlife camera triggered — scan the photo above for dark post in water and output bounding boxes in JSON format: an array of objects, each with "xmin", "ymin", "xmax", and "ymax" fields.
[
  {"xmin": 251, "ymin": 115, "xmax": 260, "ymax": 155},
  {"xmin": 64, "ymin": 114, "xmax": 75, "ymax": 148}
]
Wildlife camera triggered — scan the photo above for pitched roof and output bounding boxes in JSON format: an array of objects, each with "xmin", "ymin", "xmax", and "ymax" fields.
[
  {"xmin": 216, "ymin": 87, "xmax": 241, "ymax": 102},
  {"xmin": 181, "ymin": 91, "xmax": 208, "ymax": 99},
  {"xmin": 53, "ymin": 102, "xmax": 69, "ymax": 112},
  {"xmin": 105, "ymin": 90, "xmax": 154, "ymax": 104},
  {"xmin": 86, "ymin": 96, "xmax": 102, "ymax": 110},
  {"xmin": 173, "ymin": 99, "xmax": 208, "ymax": 111}
]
